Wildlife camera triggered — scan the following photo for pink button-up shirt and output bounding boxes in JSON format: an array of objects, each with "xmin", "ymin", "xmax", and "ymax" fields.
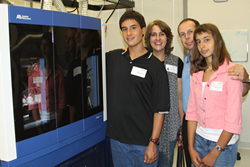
[
  {"xmin": 186, "ymin": 60, "xmax": 243, "ymax": 134},
  {"xmin": 28, "ymin": 63, "xmax": 66, "ymax": 112}
]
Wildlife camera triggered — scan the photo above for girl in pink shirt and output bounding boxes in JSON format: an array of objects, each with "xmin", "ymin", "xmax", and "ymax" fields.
[
  {"xmin": 28, "ymin": 32, "xmax": 66, "ymax": 134},
  {"xmin": 186, "ymin": 23, "xmax": 243, "ymax": 167}
]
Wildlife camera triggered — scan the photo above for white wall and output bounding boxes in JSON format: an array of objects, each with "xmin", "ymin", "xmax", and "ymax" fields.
[
  {"xmin": 188, "ymin": 0, "xmax": 250, "ymax": 149},
  {"xmin": 92, "ymin": 0, "xmax": 184, "ymax": 58}
]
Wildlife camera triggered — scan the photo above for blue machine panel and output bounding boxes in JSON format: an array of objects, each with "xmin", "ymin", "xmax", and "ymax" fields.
[
  {"xmin": 81, "ymin": 16, "xmax": 101, "ymax": 30},
  {"xmin": 57, "ymin": 120, "xmax": 84, "ymax": 142},
  {"xmin": 52, "ymin": 11, "xmax": 80, "ymax": 28},
  {"xmin": 1, "ymin": 4, "xmax": 106, "ymax": 167},
  {"xmin": 16, "ymin": 130, "xmax": 57, "ymax": 158},
  {"xmin": 2, "ymin": 123, "xmax": 106, "ymax": 167},
  {"xmin": 8, "ymin": 5, "xmax": 52, "ymax": 25},
  {"xmin": 85, "ymin": 112, "xmax": 104, "ymax": 131}
]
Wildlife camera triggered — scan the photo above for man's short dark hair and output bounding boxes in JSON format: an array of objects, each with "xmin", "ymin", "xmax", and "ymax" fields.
[
  {"xmin": 177, "ymin": 18, "xmax": 200, "ymax": 35},
  {"xmin": 119, "ymin": 10, "xmax": 146, "ymax": 30}
]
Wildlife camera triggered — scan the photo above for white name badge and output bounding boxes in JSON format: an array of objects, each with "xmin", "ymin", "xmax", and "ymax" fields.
[
  {"xmin": 73, "ymin": 66, "xmax": 81, "ymax": 77},
  {"xmin": 35, "ymin": 94, "xmax": 41, "ymax": 103},
  {"xmin": 210, "ymin": 81, "xmax": 223, "ymax": 92},
  {"xmin": 33, "ymin": 77, "xmax": 42, "ymax": 84},
  {"xmin": 165, "ymin": 64, "xmax": 177, "ymax": 74},
  {"xmin": 131, "ymin": 66, "xmax": 147, "ymax": 78}
]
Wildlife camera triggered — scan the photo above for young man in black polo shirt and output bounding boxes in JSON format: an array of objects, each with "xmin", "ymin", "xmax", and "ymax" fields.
[{"xmin": 106, "ymin": 10, "xmax": 170, "ymax": 166}]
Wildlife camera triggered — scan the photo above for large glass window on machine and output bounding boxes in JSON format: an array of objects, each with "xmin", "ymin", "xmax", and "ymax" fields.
[
  {"xmin": 53, "ymin": 26, "xmax": 103, "ymax": 125},
  {"xmin": 9, "ymin": 24, "xmax": 66, "ymax": 141},
  {"xmin": 10, "ymin": 23, "xmax": 103, "ymax": 142}
]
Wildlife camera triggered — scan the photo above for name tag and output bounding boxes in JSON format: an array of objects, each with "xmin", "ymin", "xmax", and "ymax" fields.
[
  {"xmin": 131, "ymin": 66, "xmax": 147, "ymax": 78},
  {"xmin": 165, "ymin": 64, "xmax": 177, "ymax": 74},
  {"xmin": 210, "ymin": 81, "xmax": 223, "ymax": 92},
  {"xmin": 73, "ymin": 66, "xmax": 81, "ymax": 77},
  {"xmin": 33, "ymin": 77, "xmax": 42, "ymax": 84},
  {"xmin": 35, "ymin": 94, "xmax": 41, "ymax": 103}
]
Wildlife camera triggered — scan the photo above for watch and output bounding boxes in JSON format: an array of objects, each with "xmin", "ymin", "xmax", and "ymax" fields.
[
  {"xmin": 215, "ymin": 145, "xmax": 225, "ymax": 151},
  {"xmin": 149, "ymin": 138, "xmax": 159, "ymax": 145}
]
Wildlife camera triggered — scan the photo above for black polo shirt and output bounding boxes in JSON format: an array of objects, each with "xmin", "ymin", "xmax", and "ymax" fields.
[
  {"xmin": 106, "ymin": 49, "xmax": 170, "ymax": 146},
  {"xmin": 67, "ymin": 56, "xmax": 87, "ymax": 121},
  {"xmin": 67, "ymin": 49, "xmax": 102, "ymax": 120}
]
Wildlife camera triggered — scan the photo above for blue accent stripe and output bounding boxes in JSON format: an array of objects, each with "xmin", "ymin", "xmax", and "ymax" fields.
[
  {"xmin": 15, "ymin": 112, "xmax": 104, "ymax": 158},
  {"xmin": 53, "ymin": 11, "xmax": 80, "ymax": 28},
  {"xmin": 2, "ymin": 122, "xmax": 107, "ymax": 167},
  {"xmin": 85, "ymin": 111, "xmax": 103, "ymax": 130},
  {"xmin": 16, "ymin": 130, "xmax": 57, "ymax": 158},
  {"xmin": 80, "ymin": 16, "xmax": 101, "ymax": 30},
  {"xmin": 8, "ymin": 5, "xmax": 52, "ymax": 25},
  {"xmin": 57, "ymin": 120, "xmax": 84, "ymax": 142}
]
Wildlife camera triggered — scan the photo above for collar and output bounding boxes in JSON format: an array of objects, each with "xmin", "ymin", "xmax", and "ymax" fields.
[
  {"xmin": 122, "ymin": 48, "xmax": 152, "ymax": 60},
  {"xmin": 193, "ymin": 59, "xmax": 231, "ymax": 83}
]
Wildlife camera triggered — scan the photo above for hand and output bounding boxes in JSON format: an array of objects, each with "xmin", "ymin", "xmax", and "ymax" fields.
[
  {"xmin": 177, "ymin": 134, "xmax": 183, "ymax": 148},
  {"xmin": 105, "ymin": 23, "xmax": 107, "ymax": 33},
  {"xmin": 144, "ymin": 142, "xmax": 158, "ymax": 164},
  {"xmin": 97, "ymin": 17, "xmax": 107, "ymax": 33},
  {"xmin": 201, "ymin": 151, "xmax": 219, "ymax": 167},
  {"xmin": 189, "ymin": 148, "xmax": 202, "ymax": 167},
  {"xmin": 227, "ymin": 64, "xmax": 249, "ymax": 82},
  {"xmin": 27, "ymin": 66, "xmax": 35, "ymax": 76}
]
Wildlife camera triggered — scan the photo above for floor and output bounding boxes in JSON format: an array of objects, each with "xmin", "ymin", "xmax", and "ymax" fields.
[
  {"xmin": 172, "ymin": 146, "xmax": 250, "ymax": 167},
  {"xmin": 235, "ymin": 149, "xmax": 250, "ymax": 167}
]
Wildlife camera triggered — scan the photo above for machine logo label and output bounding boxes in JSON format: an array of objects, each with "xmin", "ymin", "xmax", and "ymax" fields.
[
  {"xmin": 96, "ymin": 115, "xmax": 103, "ymax": 120},
  {"xmin": 16, "ymin": 14, "xmax": 31, "ymax": 20}
]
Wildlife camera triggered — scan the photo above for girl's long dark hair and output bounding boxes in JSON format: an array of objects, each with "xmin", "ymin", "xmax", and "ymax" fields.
[
  {"xmin": 41, "ymin": 32, "xmax": 58, "ymax": 71},
  {"xmin": 191, "ymin": 23, "xmax": 231, "ymax": 75}
]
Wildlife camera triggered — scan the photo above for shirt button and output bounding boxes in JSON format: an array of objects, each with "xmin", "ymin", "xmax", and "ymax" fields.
[
  {"xmin": 130, "ymin": 62, "xmax": 132, "ymax": 64},
  {"xmin": 207, "ymin": 84, "xmax": 209, "ymax": 87},
  {"xmin": 204, "ymin": 98, "xmax": 206, "ymax": 100}
]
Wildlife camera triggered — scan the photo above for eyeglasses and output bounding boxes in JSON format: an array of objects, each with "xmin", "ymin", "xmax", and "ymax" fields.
[{"xmin": 179, "ymin": 29, "xmax": 194, "ymax": 38}]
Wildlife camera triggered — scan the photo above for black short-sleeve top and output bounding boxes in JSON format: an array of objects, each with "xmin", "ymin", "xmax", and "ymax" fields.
[{"xmin": 106, "ymin": 49, "xmax": 170, "ymax": 146}]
